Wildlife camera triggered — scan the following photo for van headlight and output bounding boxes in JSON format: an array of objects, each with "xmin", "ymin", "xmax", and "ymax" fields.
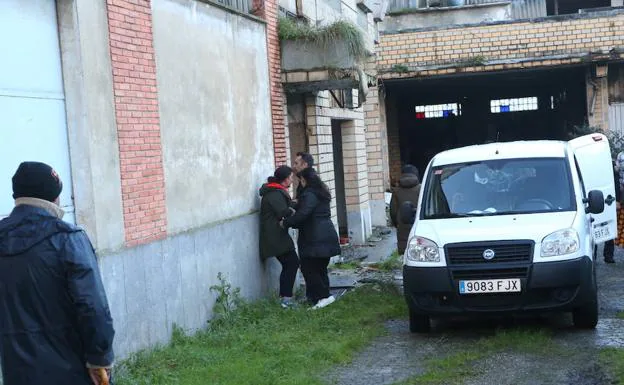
[
  {"xmin": 406, "ymin": 236, "xmax": 440, "ymax": 262},
  {"xmin": 541, "ymin": 228, "xmax": 579, "ymax": 257}
]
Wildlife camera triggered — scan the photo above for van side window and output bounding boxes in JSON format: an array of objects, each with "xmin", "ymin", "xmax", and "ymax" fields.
[{"xmin": 573, "ymin": 156, "xmax": 586, "ymax": 197}]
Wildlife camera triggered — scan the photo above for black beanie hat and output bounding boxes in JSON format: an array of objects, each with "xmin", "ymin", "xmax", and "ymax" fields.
[{"xmin": 12, "ymin": 161, "xmax": 63, "ymax": 202}]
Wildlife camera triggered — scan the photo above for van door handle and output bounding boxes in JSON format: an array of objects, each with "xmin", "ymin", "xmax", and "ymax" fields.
[{"xmin": 605, "ymin": 195, "xmax": 615, "ymax": 205}]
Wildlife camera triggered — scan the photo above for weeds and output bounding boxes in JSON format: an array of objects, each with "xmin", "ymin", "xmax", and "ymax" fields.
[
  {"xmin": 209, "ymin": 272, "xmax": 243, "ymax": 330},
  {"xmin": 600, "ymin": 347, "xmax": 624, "ymax": 383},
  {"xmin": 278, "ymin": 17, "xmax": 368, "ymax": 62},
  {"xmin": 115, "ymin": 282, "xmax": 406, "ymax": 385}
]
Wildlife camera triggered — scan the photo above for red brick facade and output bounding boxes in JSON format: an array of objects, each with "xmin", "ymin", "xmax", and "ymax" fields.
[
  {"xmin": 253, "ymin": 0, "xmax": 288, "ymax": 166},
  {"xmin": 106, "ymin": 0, "xmax": 167, "ymax": 247}
]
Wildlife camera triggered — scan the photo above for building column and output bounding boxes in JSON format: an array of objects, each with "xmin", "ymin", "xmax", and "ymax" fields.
[
  {"xmin": 105, "ymin": 0, "xmax": 167, "ymax": 247},
  {"xmin": 587, "ymin": 64, "xmax": 610, "ymax": 131},
  {"xmin": 342, "ymin": 119, "xmax": 373, "ymax": 243},
  {"xmin": 364, "ymin": 57, "xmax": 390, "ymax": 227}
]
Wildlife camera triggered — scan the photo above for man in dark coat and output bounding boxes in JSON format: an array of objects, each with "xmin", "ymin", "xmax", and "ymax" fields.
[
  {"xmin": 259, "ymin": 166, "xmax": 299, "ymax": 308},
  {"xmin": 0, "ymin": 162, "xmax": 115, "ymax": 385},
  {"xmin": 390, "ymin": 164, "xmax": 421, "ymax": 254},
  {"xmin": 282, "ymin": 168, "xmax": 340, "ymax": 310}
]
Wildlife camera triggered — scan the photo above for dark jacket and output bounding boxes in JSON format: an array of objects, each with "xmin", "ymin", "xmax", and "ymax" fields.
[
  {"xmin": 390, "ymin": 174, "xmax": 421, "ymax": 254},
  {"xmin": 259, "ymin": 183, "xmax": 296, "ymax": 259},
  {"xmin": 283, "ymin": 186, "xmax": 341, "ymax": 259},
  {"xmin": 0, "ymin": 204, "xmax": 115, "ymax": 385}
]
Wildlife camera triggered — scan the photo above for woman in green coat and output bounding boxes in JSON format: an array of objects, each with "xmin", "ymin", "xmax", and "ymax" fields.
[{"xmin": 259, "ymin": 165, "xmax": 300, "ymax": 308}]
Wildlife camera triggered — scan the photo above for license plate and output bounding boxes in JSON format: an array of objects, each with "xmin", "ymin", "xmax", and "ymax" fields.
[
  {"xmin": 459, "ymin": 278, "xmax": 521, "ymax": 294},
  {"xmin": 593, "ymin": 224, "xmax": 611, "ymax": 243}
]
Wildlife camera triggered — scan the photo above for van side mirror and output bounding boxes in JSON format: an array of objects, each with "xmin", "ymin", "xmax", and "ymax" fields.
[
  {"xmin": 584, "ymin": 190, "xmax": 605, "ymax": 214},
  {"xmin": 400, "ymin": 201, "xmax": 417, "ymax": 224}
]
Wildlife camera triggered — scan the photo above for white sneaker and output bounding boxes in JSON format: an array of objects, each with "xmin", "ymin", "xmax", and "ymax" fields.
[{"xmin": 311, "ymin": 295, "xmax": 335, "ymax": 310}]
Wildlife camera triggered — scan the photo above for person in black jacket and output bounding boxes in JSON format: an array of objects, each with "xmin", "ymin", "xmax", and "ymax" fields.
[
  {"xmin": 259, "ymin": 165, "xmax": 300, "ymax": 308},
  {"xmin": 282, "ymin": 167, "xmax": 341, "ymax": 309},
  {"xmin": 0, "ymin": 162, "xmax": 115, "ymax": 385},
  {"xmin": 603, "ymin": 161, "xmax": 621, "ymax": 263}
]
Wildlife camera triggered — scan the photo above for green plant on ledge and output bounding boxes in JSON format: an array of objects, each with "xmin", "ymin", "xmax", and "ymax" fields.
[
  {"xmin": 392, "ymin": 64, "xmax": 409, "ymax": 73},
  {"xmin": 278, "ymin": 17, "xmax": 368, "ymax": 63}
]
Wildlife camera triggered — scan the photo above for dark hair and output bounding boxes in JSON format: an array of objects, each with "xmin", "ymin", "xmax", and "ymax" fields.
[
  {"xmin": 267, "ymin": 165, "xmax": 292, "ymax": 184},
  {"xmin": 299, "ymin": 167, "xmax": 331, "ymax": 200},
  {"xmin": 296, "ymin": 152, "xmax": 315, "ymax": 168},
  {"xmin": 401, "ymin": 164, "xmax": 419, "ymax": 178}
]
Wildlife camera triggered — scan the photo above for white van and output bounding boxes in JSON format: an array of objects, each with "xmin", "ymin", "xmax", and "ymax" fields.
[{"xmin": 399, "ymin": 133, "xmax": 617, "ymax": 332}]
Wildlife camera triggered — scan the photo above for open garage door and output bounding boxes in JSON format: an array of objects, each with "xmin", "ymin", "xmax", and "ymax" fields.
[
  {"xmin": 0, "ymin": 0, "xmax": 75, "ymax": 223},
  {"xmin": 385, "ymin": 67, "xmax": 588, "ymax": 178}
]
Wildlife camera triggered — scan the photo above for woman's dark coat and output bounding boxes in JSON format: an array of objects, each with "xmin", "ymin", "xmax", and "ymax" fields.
[
  {"xmin": 282, "ymin": 186, "xmax": 340, "ymax": 259},
  {"xmin": 259, "ymin": 183, "xmax": 296, "ymax": 259}
]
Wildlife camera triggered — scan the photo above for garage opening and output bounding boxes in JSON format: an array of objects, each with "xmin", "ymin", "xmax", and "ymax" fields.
[{"xmin": 385, "ymin": 66, "xmax": 588, "ymax": 176}]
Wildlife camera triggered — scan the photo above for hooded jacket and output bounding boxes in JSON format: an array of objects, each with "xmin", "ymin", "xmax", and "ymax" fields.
[
  {"xmin": 259, "ymin": 183, "xmax": 296, "ymax": 259},
  {"xmin": 390, "ymin": 173, "xmax": 421, "ymax": 254},
  {"xmin": 0, "ymin": 202, "xmax": 114, "ymax": 385},
  {"xmin": 282, "ymin": 185, "xmax": 340, "ymax": 259}
]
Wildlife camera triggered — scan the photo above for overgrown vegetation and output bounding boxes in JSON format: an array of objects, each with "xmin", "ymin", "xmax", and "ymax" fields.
[
  {"xmin": 115, "ymin": 278, "xmax": 405, "ymax": 385},
  {"xmin": 600, "ymin": 348, "xmax": 624, "ymax": 384},
  {"xmin": 391, "ymin": 64, "xmax": 410, "ymax": 73},
  {"xmin": 616, "ymin": 310, "xmax": 624, "ymax": 320},
  {"xmin": 568, "ymin": 123, "xmax": 624, "ymax": 158},
  {"xmin": 395, "ymin": 328, "xmax": 557, "ymax": 384},
  {"xmin": 278, "ymin": 17, "xmax": 368, "ymax": 63},
  {"xmin": 377, "ymin": 250, "xmax": 403, "ymax": 272}
]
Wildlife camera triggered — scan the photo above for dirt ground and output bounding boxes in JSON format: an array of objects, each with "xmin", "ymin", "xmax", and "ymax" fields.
[{"xmin": 327, "ymin": 248, "xmax": 624, "ymax": 385}]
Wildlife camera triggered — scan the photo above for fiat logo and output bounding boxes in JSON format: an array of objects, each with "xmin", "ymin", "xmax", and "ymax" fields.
[{"xmin": 483, "ymin": 249, "xmax": 496, "ymax": 260}]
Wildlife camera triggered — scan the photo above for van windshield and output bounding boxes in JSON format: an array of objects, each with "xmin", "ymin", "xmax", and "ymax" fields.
[{"xmin": 421, "ymin": 157, "xmax": 576, "ymax": 219}]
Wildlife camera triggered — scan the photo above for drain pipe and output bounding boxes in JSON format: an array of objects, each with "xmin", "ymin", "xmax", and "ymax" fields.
[{"xmin": 588, "ymin": 78, "xmax": 597, "ymax": 117}]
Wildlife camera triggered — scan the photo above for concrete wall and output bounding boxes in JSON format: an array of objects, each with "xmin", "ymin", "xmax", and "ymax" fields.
[
  {"xmin": 99, "ymin": 212, "xmax": 278, "ymax": 358},
  {"xmin": 382, "ymin": 2, "xmax": 512, "ymax": 32},
  {"xmin": 152, "ymin": 0, "xmax": 274, "ymax": 234}
]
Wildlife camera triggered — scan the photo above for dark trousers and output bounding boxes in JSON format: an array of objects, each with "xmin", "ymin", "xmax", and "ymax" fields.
[
  {"xmin": 594, "ymin": 240, "xmax": 615, "ymax": 260},
  {"xmin": 276, "ymin": 250, "xmax": 300, "ymax": 297},
  {"xmin": 300, "ymin": 257, "xmax": 331, "ymax": 303}
]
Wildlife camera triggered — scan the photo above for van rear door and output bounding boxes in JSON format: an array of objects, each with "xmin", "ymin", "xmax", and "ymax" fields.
[{"xmin": 568, "ymin": 133, "xmax": 617, "ymax": 243}]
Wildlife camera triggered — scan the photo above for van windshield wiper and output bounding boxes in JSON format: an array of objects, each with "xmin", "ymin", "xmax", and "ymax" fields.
[{"xmin": 425, "ymin": 213, "xmax": 480, "ymax": 219}]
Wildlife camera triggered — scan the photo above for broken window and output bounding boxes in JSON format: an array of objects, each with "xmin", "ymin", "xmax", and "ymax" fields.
[
  {"xmin": 415, "ymin": 103, "xmax": 461, "ymax": 119},
  {"xmin": 490, "ymin": 97, "xmax": 538, "ymax": 113}
]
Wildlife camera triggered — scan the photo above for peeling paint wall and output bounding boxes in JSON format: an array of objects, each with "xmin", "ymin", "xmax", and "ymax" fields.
[{"xmin": 152, "ymin": 0, "xmax": 274, "ymax": 234}]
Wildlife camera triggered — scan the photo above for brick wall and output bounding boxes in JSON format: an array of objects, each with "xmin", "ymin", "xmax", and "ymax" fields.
[
  {"xmin": 379, "ymin": 12, "xmax": 624, "ymax": 79},
  {"xmin": 253, "ymin": 0, "xmax": 288, "ymax": 166},
  {"xmin": 106, "ymin": 0, "xmax": 167, "ymax": 247}
]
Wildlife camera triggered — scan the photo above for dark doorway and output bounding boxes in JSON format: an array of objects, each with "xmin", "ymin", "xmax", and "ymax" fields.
[
  {"xmin": 386, "ymin": 66, "xmax": 588, "ymax": 175},
  {"xmin": 331, "ymin": 120, "xmax": 348, "ymax": 238}
]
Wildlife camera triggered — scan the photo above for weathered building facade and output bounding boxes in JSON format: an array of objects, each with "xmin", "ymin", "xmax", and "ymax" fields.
[
  {"xmin": 378, "ymin": 0, "xmax": 624, "ymax": 183},
  {"xmin": 0, "ymin": 1, "xmax": 284, "ymax": 375}
]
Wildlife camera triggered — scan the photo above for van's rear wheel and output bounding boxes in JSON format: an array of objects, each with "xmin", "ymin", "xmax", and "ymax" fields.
[{"xmin": 409, "ymin": 310, "xmax": 431, "ymax": 333}]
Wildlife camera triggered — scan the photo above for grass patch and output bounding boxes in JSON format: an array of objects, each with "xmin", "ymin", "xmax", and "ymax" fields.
[
  {"xmin": 600, "ymin": 348, "xmax": 624, "ymax": 384},
  {"xmin": 615, "ymin": 311, "xmax": 624, "ymax": 320},
  {"xmin": 115, "ymin": 283, "xmax": 406, "ymax": 385},
  {"xmin": 278, "ymin": 17, "xmax": 368, "ymax": 62},
  {"xmin": 395, "ymin": 328, "xmax": 556, "ymax": 385},
  {"xmin": 377, "ymin": 251, "xmax": 403, "ymax": 272}
]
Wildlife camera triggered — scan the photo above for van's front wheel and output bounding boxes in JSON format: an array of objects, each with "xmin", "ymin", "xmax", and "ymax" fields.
[
  {"xmin": 409, "ymin": 310, "xmax": 431, "ymax": 333},
  {"xmin": 572, "ymin": 299, "xmax": 598, "ymax": 329},
  {"xmin": 572, "ymin": 276, "xmax": 598, "ymax": 329}
]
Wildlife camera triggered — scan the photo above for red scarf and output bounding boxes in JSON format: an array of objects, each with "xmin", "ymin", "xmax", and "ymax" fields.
[{"xmin": 266, "ymin": 183, "xmax": 287, "ymax": 191}]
